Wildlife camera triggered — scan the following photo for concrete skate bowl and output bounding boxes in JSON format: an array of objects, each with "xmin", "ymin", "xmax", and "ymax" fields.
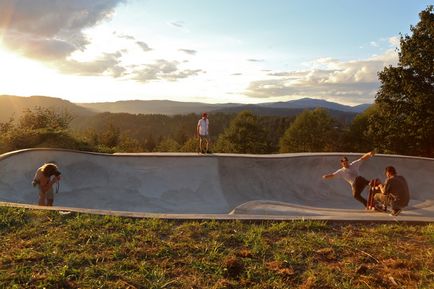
[{"xmin": 0, "ymin": 148, "xmax": 433, "ymax": 221}]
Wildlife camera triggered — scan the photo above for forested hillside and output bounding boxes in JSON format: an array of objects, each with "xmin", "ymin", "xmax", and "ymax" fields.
[
  {"xmin": 69, "ymin": 112, "xmax": 295, "ymax": 153},
  {"xmin": 0, "ymin": 95, "xmax": 95, "ymax": 122},
  {"xmin": 0, "ymin": 101, "xmax": 367, "ymax": 155}
]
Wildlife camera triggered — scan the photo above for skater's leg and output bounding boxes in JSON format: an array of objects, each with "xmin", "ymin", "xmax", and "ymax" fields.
[{"xmin": 352, "ymin": 176, "xmax": 369, "ymax": 207}]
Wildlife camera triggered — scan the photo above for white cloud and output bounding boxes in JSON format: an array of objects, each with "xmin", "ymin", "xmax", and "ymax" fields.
[
  {"xmin": 130, "ymin": 59, "xmax": 205, "ymax": 82},
  {"xmin": 244, "ymin": 49, "xmax": 399, "ymax": 104},
  {"xmin": 0, "ymin": 1, "xmax": 201, "ymax": 83},
  {"xmin": 57, "ymin": 51, "xmax": 125, "ymax": 77},
  {"xmin": 169, "ymin": 21, "xmax": 185, "ymax": 28},
  {"xmin": 0, "ymin": 0, "xmax": 125, "ymax": 55},
  {"xmin": 388, "ymin": 36, "xmax": 400, "ymax": 47},
  {"xmin": 178, "ymin": 48, "xmax": 197, "ymax": 55},
  {"xmin": 136, "ymin": 41, "xmax": 152, "ymax": 52},
  {"xmin": 0, "ymin": 0, "xmax": 126, "ymax": 72}
]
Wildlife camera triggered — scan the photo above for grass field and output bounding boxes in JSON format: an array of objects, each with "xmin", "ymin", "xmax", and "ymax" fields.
[{"xmin": 0, "ymin": 207, "xmax": 433, "ymax": 288}]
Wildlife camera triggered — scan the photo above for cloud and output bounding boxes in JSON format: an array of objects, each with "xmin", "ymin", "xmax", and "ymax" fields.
[
  {"xmin": 113, "ymin": 32, "xmax": 152, "ymax": 52},
  {"xmin": 388, "ymin": 36, "xmax": 400, "ymax": 47},
  {"xmin": 244, "ymin": 50, "xmax": 398, "ymax": 104},
  {"xmin": 247, "ymin": 58, "xmax": 264, "ymax": 62},
  {"xmin": 136, "ymin": 41, "xmax": 152, "ymax": 52},
  {"xmin": 178, "ymin": 49, "xmax": 197, "ymax": 55},
  {"xmin": 130, "ymin": 59, "xmax": 205, "ymax": 82},
  {"xmin": 115, "ymin": 32, "xmax": 136, "ymax": 40},
  {"xmin": 56, "ymin": 51, "xmax": 125, "ymax": 77},
  {"xmin": 267, "ymin": 71, "xmax": 307, "ymax": 78},
  {"xmin": 0, "ymin": 0, "xmax": 125, "ymax": 69},
  {"xmin": 169, "ymin": 21, "xmax": 185, "ymax": 28},
  {"xmin": 2, "ymin": 30, "xmax": 77, "ymax": 60}
]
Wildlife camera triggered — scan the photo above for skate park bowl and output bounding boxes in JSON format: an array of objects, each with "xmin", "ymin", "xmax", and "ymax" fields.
[{"xmin": 0, "ymin": 148, "xmax": 433, "ymax": 222}]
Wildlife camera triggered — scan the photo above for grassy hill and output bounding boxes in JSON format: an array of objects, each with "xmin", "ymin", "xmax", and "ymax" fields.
[{"xmin": 0, "ymin": 207, "xmax": 433, "ymax": 288}]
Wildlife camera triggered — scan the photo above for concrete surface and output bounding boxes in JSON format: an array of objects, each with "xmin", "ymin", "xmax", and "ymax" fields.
[{"xmin": 0, "ymin": 148, "xmax": 433, "ymax": 221}]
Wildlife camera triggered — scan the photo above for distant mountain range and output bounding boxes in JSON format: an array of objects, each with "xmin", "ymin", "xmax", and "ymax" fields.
[
  {"xmin": 79, "ymin": 100, "xmax": 239, "ymax": 115},
  {"xmin": 259, "ymin": 98, "xmax": 370, "ymax": 112},
  {"xmin": 0, "ymin": 95, "xmax": 371, "ymax": 123},
  {"xmin": 79, "ymin": 97, "xmax": 370, "ymax": 115}
]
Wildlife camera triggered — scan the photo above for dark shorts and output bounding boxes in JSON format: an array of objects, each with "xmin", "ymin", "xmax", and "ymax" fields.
[
  {"xmin": 352, "ymin": 176, "xmax": 369, "ymax": 195},
  {"xmin": 199, "ymin": 135, "xmax": 209, "ymax": 141},
  {"xmin": 352, "ymin": 176, "xmax": 369, "ymax": 206}
]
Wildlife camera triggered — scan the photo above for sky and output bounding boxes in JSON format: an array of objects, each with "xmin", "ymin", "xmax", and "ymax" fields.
[{"xmin": 0, "ymin": 0, "xmax": 431, "ymax": 105}]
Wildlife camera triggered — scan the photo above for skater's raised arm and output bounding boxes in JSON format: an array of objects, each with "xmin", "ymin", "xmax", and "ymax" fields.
[
  {"xmin": 322, "ymin": 173, "xmax": 334, "ymax": 180},
  {"xmin": 360, "ymin": 150, "xmax": 375, "ymax": 161}
]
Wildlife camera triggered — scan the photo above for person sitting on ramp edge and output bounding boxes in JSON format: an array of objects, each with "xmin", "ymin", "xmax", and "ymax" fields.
[
  {"xmin": 374, "ymin": 166, "xmax": 410, "ymax": 216},
  {"xmin": 32, "ymin": 163, "xmax": 61, "ymax": 206},
  {"xmin": 322, "ymin": 151, "xmax": 375, "ymax": 209}
]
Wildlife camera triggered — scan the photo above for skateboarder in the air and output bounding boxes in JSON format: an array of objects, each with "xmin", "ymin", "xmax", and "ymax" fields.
[{"xmin": 322, "ymin": 151, "xmax": 375, "ymax": 208}]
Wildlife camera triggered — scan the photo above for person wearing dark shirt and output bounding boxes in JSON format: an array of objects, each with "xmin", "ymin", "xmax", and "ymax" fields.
[{"xmin": 375, "ymin": 166, "xmax": 410, "ymax": 216}]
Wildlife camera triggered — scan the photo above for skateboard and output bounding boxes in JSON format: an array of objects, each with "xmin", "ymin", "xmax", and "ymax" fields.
[{"xmin": 367, "ymin": 178, "xmax": 387, "ymax": 212}]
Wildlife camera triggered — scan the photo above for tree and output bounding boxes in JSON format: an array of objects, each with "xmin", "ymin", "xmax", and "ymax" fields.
[
  {"xmin": 154, "ymin": 137, "xmax": 180, "ymax": 152},
  {"xmin": 19, "ymin": 107, "xmax": 72, "ymax": 130},
  {"xmin": 0, "ymin": 107, "xmax": 87, "ymax": 153},
  {"xmin": 346, "ymin": 104, "xmax": 376, "ymax": 152},
  {"xmin": 279, "ymin": 108, "xmax": 338, "ymax": 153},
  {"xmin": 214, "ymin": 111, "xmax": 267, "ymax": 154},
  {"xmin": 116, "ymin": 134, "xmax": 143, "ymax": 152},
  {"xmin": 180, "ymin": 137, "xmax": 199, "ymax": 152},
  {"xmin": 371, "ymin": 6, "xmax": 434, "ymax": 156},
  {"xmin": 98, "ymin": 123, "xmax": 120, "ymax": 148}
]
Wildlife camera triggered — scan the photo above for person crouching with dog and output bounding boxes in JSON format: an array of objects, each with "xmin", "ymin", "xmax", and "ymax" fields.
[{"xmin": 32, "ymin": 163, "xmax": 61, "ymax": 206}]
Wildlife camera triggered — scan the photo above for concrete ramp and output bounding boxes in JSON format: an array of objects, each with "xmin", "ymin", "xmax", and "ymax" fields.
[{"xmin": 0, "ymin": 149, "xmax": 433, "ymax": 221}]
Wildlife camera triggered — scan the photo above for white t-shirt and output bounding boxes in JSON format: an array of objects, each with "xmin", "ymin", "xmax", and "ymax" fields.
[
  {"xmin": 332, "ymin": 158, "xmax": 363, "ymax": 185},
  {"xmin": 197, "ymin": 118, "xmax": 209, "ymax": 135}
]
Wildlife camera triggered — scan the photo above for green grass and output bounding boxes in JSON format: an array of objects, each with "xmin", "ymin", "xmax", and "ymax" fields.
[{"xmin": 0, "ymin": 207, "xmax": 433, "ymax": 288}]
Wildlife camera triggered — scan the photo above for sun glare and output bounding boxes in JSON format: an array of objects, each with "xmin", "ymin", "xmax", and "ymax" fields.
[
  {"xmin": 0, "ymin": 45, "xmax": 106, "ymax": 102},
  {"xmin": 0, "ymin": 46, "xmax": 59, "ymax": 94}
]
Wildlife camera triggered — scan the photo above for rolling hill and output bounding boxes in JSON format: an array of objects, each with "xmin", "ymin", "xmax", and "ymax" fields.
[
  {"xmin": 78, "ymin": 97, "xmax": 370, "ymax": 115},
  {"xmin": 0, "ymin": 95, "xmax": 95, "ymax": 123},
  {"xmin": 0, "ymin": 95, "xmax": 371, "ymax": 124}
]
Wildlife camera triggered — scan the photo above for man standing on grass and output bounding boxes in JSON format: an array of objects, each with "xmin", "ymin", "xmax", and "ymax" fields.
[
  {"xmin": 196, "ymin": 112, "xmax": 210, "ymax": 154},
  {"xmin": 322, "ymin": 151, "xmax": 375, "ymax": 208}
]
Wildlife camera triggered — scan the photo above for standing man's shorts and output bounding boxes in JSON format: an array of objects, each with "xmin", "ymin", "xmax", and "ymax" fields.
[{"xmin": 199, "ymin": 134, "xmax": 209, "ymax": 141}]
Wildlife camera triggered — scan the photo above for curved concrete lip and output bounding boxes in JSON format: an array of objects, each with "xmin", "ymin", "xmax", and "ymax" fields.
[{"xmin": 1, "ymin": 148, "xmax": 433, "ymax": 222}]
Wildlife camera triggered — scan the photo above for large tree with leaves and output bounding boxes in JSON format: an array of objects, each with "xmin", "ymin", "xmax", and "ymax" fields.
[
  {"xmin": 279, "ymin": 108, "xmax": 339, "ymax": 153},
  {"xmin": 214, "ymin": 110, "xmax": 268, "ymax": 154},
  {"xmin": 371, "ymin": 6, "xmax": 434, "ymax": 156},
  {"xmin": 0, "ymin": 107, "xmax": 86, "ymax": 153}
]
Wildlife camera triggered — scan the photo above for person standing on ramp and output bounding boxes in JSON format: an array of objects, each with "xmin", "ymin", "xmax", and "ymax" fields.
[
  {"xmin": 322, "ymin": 151, "xmax": 375, "ymax": 208},
  {"xmin": 196, "ymin": 112, "xmax": 210, "ymax": 154}
]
